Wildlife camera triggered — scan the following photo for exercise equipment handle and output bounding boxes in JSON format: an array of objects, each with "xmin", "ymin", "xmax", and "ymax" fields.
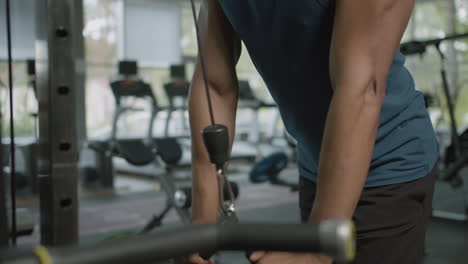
[
  {"xmin": 217, "ymin": 220, "xmax": 355, "ymax": 263},
  {"xmin": 2, "ymin": 220, "xmax": 355, "ymax": 264}
]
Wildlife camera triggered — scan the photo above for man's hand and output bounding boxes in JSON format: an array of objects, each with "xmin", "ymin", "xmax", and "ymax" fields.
[
  {"xmin": 175, "ymin": 253, "xmax": 214, "ymax": 264},
  {"xmin": 250, "ymin": 251, "xmax": 333, "ymax": 264}
]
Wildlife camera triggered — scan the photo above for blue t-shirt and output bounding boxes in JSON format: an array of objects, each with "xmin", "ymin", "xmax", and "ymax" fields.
[{"xmin": 219, "ymin": 0, "xmax": 439, "ymax": 187}]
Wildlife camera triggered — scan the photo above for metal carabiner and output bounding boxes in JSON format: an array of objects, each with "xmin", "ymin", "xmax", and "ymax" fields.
[{"xmin": 216, "ymin": 168, "xmax": 237, "ymax": 217}]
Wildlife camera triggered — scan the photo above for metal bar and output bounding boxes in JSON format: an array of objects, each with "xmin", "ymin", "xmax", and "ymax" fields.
[
  {"xmin": 95, "ymin": 144, "xmax": 114, "ymax": 189},
  {"xmin": 5, "ymin": 0, "xmax": 17, "ymax": 246},
  {"xmin": 36, "ymin": 0, "xmax": 80, "ymax": 246},
  {"xmin": 73, "ymin": 0, "xmax": 87, "ymax": 146},
  {"xmin": 432, "ymin": 210, "xmax": 467, "ymax": 221},
  {"xmin": 164, "ymin": 106, "xmax": 173, "ymax": 136},
  {"xmin": 402, "ymin": 32, "xmax": 468, "ymax": 48},
  {"xmin": 147, "ymin": 108, "xmax": 158, "ymax": 141},
  {"xmin": 1, "ymin": 221, "xmax": 354, "ymax": 264},
  {"xmin": 0, "ymin": 114, "xmax": 8, "ymax": 247},
  {"xmin": 421, "ymin": 32, "xmax": 468, "ymax": 45},
  {"xmin": 400, "ymin": 32, "xmax": 468, "ymax": 56},
  {"xmin": 111, "ymin": 108, "xmax": 124, "ymax": 141},
  {"xmin": 155, "ymin": 172, "xmax": 190, "ymax": 224},
  {"xmin": 435, "ymin": 44, "xmax": 462, "ymax": 158},
  {"xmin": 440, "ymin": 152, "xmax": 468, "ymax": 182}
]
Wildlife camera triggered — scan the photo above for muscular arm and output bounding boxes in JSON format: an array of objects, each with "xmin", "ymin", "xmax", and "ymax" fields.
[
  {"xmin": 309, "ymin": 0, "xmax": 415, "ymax": 222},
  {"xmin": 189, "ymin": 0, "xmax": 241, "ymax": 223}
]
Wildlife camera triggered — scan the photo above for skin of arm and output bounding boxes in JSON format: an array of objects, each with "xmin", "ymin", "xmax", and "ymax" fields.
[
  {"xmin": 188, "ymin": 0, "xmax": 241, "ymax": 224},
  {"xmin": 309, "ymin": 0, "xmax": 415, "ymax": 222}
]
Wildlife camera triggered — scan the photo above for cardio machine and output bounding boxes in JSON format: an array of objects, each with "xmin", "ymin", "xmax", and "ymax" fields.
[
  {"xmin": 109, "ymin": 60, "xmax": 191, "ymax": 228},
  {"xmin": 83, "ymin": 60, "xmax": 192, "ymax": 230}
]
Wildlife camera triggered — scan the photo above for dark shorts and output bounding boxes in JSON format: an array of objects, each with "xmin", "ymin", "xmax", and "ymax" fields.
[{"xmin": 299, "ymin": 168, "xmax": 436, "ymax": 264}]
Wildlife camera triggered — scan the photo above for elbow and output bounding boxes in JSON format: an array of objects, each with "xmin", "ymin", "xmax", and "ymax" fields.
[
  {"xmin": 191, "ymin": 67, "xmax": 237, "ymax": 99},
  {"xmin": 332, "ymin": 73, "xmax": 386, "ymax": 108},
  {"xmin": 207, "ymin": 79, "xmax": 224, "ymax": 96},
  {"xmin": 208, "ymin": 79, "xmax": 237, "ymax": 98},
  {"xmin": 363, "ymin": 77, "xmax": 386, "ymax": 107}
]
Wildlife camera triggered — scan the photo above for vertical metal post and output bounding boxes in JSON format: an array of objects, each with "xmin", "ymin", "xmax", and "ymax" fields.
[
  {"xmin": 0, "ymin": 114, "xmax": 8, "ymax": 247},
  {"xmin": 435, "ymin": 43, "xmax": 461, "ymax": 159},
  {"xmin": 446, "ymin": 0, "xmax": 460, "ymax": 100},
  {"xmin": 5, "ymin": 0, "xmax": 17, "ymax": 246},
  {"xmin": 35, "ymin": 0, "xmax": 81, "ymax": 246},
  {"xmin": 73, "ymin": 0, "xmax": 87, "ymax": 146}
]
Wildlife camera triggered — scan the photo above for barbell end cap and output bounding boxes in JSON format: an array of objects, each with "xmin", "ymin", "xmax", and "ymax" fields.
[{"xmin": 318, "ymin": 219, "xmax": 356, "ymax": 263}]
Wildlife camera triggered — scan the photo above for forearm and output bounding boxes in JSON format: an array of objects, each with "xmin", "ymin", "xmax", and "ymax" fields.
[
  {"xmin": 309, "ymin": 84, "xmax": 384, "ymax": 222},
  {"xmin": 189, "ymin": 69, "xmax": 238, "ymax": 223}
]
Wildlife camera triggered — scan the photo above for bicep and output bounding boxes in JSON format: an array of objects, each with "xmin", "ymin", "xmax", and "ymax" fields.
[
  {"xmin": 329, "ymin": 0, "xmax": 415, "ymax": 93},
  {"xmin": 197, "ymin": 0, "xmax": 241, "ymax": 90}
]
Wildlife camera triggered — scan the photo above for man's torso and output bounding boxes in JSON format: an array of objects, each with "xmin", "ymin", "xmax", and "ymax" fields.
[{"xmin": 218, "ymin": 0, "xmax": 439, "ymax": 186}]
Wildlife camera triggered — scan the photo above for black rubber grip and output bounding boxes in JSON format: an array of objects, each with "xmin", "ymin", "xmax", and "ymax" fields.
[{"xmin": 202, "ymin": 124, "xmax": 230, "ymax": 166}]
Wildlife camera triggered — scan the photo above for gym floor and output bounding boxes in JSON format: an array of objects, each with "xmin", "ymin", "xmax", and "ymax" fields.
[{"xmin": 16, "ymin": 164, "xmax": 468, "ymax": 264}]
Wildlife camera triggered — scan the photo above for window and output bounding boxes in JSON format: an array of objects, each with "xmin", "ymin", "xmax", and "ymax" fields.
[
  {"xmin": 83, "ymin": 0, "xmax": 176, "ymax": 137},
  {"xmin": 0, "ymin": 0, "xmax": 37, "ymax": 137},
  {"xmin": 0, "ymin": 0, "xmax": 36, "ymax": 60},
  {"xmin": 123, "ymin": 0, "xmax": 182, "ymax": 67}
]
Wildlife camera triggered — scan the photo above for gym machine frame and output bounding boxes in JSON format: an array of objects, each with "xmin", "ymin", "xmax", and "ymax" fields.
[
  {"xmin": 401, "ymin": 32, "xmax": 468, "ymax": 221},
  {"xmin": 0, "ymin": 96, "xmax": 8, "ymax": 247},
  {"xmin": 35, "ymin": 0, "xmax": 85, "ymax": 245},
  {"xmin": 1, "ymin": 0, "xmax": 10, "ymax": 247}
]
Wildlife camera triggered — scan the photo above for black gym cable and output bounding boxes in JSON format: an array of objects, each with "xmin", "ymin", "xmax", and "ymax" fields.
[{"xmin": 5, "ymin": 0, "xmax": 17, "ymax": 246}]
